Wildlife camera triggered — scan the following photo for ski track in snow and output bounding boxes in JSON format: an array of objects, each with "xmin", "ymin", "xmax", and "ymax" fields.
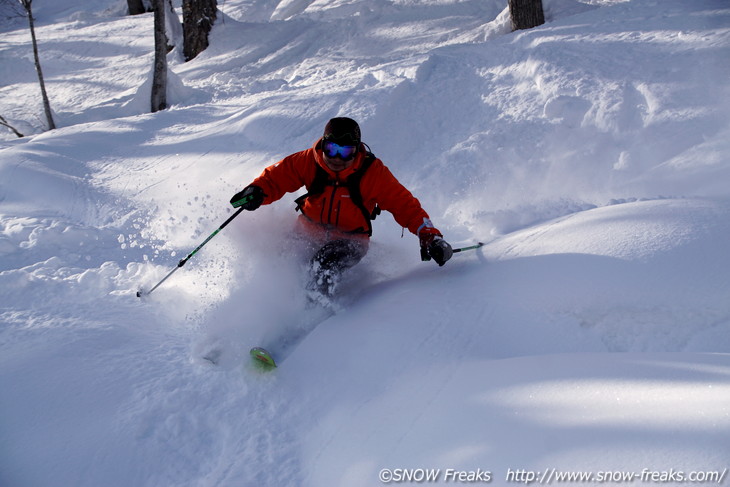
[{"xmin": 1, "ymin": 0, "xmax": 730, "ymax": 486}]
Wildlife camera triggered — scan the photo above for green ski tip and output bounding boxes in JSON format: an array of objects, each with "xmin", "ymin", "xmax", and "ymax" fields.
[{"xmin": 250, "ymin": 347, "xmax": 277, "ymax": 368}]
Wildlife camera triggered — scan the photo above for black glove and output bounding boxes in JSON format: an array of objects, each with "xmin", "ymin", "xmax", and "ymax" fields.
[
  {"xmin": 420, "ymin": 235, "xmax": 454, "ymax": 267},
  {"xmin": 230, "ymin": 185, "xmax": 265, "ymax": 210}
]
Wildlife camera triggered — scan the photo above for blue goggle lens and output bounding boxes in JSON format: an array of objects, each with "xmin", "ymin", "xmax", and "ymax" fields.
[{"xmin": 323, "ymin": 140, "xmax": 357, "ymax": 160}]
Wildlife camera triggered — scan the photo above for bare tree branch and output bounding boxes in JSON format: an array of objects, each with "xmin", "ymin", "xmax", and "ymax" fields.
[{"xmin": 0, "ymin": 115, "xmax": 25, "ymax": 138}]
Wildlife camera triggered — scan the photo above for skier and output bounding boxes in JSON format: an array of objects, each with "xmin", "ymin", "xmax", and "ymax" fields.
[{"xmin": 230, "ymin": 117, "xmax": 453, "ymax": 298}]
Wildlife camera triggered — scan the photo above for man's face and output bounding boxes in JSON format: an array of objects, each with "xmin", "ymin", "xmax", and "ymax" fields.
[
  {"xmin": 323, "ymin": 153, "xmax": 356, "ymax": 172},
  {"xmin": 322, "ymin": 140, "xmax": 358, "ymax": 172}
]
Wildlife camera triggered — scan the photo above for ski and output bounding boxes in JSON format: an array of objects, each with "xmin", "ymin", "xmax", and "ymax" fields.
[
  {"xmin": 205, "ymin": 290, "xmax": 348, "ymax": 370},
  {"xmin": 250, "ymin": 347, "xmax": 277, "ymax": 368}
]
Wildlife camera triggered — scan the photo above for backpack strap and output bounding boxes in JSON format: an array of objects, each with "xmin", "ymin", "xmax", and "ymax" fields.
[
  {"xmin": 346, "ymin": 153, "xmax": 380, "ymax": 236},
  {"xmin": 293, "ymin": 163, "xmax": 329, "ymax": 212}
]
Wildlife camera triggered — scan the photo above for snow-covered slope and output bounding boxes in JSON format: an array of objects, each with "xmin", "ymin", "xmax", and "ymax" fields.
[{"xmin": 1, "ymin": 0, "xmax": 729, "ymax": 486}]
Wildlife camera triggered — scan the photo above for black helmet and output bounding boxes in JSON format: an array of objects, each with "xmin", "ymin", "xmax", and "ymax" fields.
[{"xmin": 323, "ymin": 117, "xmax": 361, "ymax": 146}]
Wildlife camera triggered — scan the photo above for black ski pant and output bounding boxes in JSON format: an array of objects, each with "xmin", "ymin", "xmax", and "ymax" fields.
[{"xmin": 308, "ymin": 239, "xmax": 368, "ymax": 296}]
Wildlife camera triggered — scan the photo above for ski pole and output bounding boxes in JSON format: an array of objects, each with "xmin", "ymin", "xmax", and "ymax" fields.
[
  {"xmin": 137, "ymin": 205, "xmax": 246, "ymax": 298},
  {"xmin": 453, "ymin": 242, "xmax": 485, "ymax": 253}
]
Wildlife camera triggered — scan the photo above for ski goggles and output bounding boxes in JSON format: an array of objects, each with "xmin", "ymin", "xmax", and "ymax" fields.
[{"xmin": 322, "ymin": 140, "xmax": 358, "ymax": 161}]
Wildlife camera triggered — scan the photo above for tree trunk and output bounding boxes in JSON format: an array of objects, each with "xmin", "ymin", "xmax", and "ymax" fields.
[
  {"xmin": 182, "ymin": 0, "xmax": 217, "ymax": 62},
  {"xmin": 508, "ymin": 0, "xmax": 545, "ymax": 31},
  {"xmin": 151, "ymin": 0, "xmax": 168, "ymax": 112},
  {"xmin": 21, "ymin": 0, "xmax": 55, "ymax": 130},
  {"xmin": 127, "ymin": 0, "xmax": 147, "ymax": 15}
]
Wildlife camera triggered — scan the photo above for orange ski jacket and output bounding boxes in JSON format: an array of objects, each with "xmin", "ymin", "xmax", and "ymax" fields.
[{"xmin": 250, "ymin": 139, "xmax": 438, "ymax": 238}]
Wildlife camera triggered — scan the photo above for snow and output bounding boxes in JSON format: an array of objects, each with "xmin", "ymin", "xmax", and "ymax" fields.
[{"xmin": 1, "ymin": 0, "xmax": 729, "ymax": 485}]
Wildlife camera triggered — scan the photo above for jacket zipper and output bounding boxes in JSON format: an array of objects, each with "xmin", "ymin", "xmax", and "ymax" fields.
[{"xmin": 326, "ymin": 181, "xmax": 339, "ymax": 225}]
